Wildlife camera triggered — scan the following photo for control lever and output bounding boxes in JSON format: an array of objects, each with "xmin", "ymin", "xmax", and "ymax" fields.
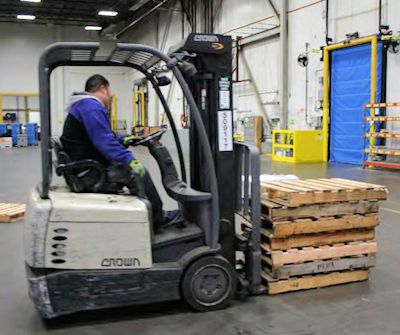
[{"xmin": 133, "ymin": 173, "xmax": 147, "ymax": 199}]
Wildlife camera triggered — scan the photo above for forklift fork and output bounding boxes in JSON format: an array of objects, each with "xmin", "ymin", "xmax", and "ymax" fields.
[{"xmin": 234, "ymin": 142, "xmax": 266, "ymax": 295}]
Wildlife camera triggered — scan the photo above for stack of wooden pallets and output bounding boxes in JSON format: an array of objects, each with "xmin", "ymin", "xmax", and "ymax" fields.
[{"xmin": 246, "ymin": 178, "xmax": 387, "ymax": 295}]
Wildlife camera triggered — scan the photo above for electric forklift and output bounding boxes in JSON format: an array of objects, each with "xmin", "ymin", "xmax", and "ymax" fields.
[{"xmin": 24, "ymin": 34, "xmax": 264, "ymax": 319}]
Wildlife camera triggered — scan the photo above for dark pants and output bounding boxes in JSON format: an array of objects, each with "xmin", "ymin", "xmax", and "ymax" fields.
[
  {"xmin": 82, "ymin": 163, "xmax": 164, "ymax": 226},
  {"xmin": 140, "ymin": 171, "xmax": 164, "ymax": 225}
]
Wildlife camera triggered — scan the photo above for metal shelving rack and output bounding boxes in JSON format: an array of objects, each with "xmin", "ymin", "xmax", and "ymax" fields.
[
  {"xmin": 0, "ymin": 92, "xmax": 39, "ymax": 123},
  {"xmin": 363, "ymin": 102, "xmax": 400, "ymax": 169}
]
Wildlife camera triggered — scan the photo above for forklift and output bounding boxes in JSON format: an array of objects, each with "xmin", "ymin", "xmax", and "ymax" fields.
[{"xmin": 24, "ymin": 34, "xmax": 264, "ymax": 319}]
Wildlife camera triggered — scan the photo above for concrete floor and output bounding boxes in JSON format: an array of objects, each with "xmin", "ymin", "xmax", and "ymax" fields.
[{"xmin": 1, "ymin": 146, "xmax": 400, "ymax": 335}]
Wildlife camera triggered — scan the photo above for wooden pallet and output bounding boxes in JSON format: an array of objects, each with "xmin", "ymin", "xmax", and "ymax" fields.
[
  {"xmin": 262, "ymin": 199, "xmax": 379, "ymax": 221},
  {"xmin": 0, "ymin": 203, "xmax": 26, "ymax": 223},
  {"xmin": 260, "ymin": 178, "xmax": 387, "ymax": 207},
  {"xmin": 241, "ymin": 220, "xmax": 375, "ymax": 250},
  {"xmin": 263, "ymin": 213, "xmax": 379, "ymax": 238},
  {"xmin": 266, "ymin": 228, "xmax": 373, "ymax": 251},
  {"xmin": 261, "ymin": 240, "xmax": 377, "ymax": 267},
  {"xmin": 262, "ymin": 254, "xmax": 376, "ymax": 279},
  {"xmin": 262, "ymin": 269, "xmax": 370, "ymax": 294}
]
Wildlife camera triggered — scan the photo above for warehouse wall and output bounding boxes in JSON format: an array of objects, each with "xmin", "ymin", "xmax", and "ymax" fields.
[
  {"xmin": 118, "ymin": 4, "xmax": 190, "ymax": 129},
  {"xmin": 2, "ymin": 0, "xmax": 400, "ymax": 139},
  {"xmin": 288, "ymin": 0, "xmax": 400, "ymax": 133},
  {"xmin": 115, "ymin": 0, "xmax": 400, "ymax": 135},
  {"xmin": 0, "ymin": 23, "xmax": 134, "ymax": 135}
]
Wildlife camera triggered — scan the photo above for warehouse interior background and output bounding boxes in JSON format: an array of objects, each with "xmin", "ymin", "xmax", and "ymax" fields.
[
  {"xmin": 1, "ymin": 1, "xmax": 400, "ymax": 334},
  {"xmin": 1, "ymin": 0, "xmax": 399, "ymax": 150}
]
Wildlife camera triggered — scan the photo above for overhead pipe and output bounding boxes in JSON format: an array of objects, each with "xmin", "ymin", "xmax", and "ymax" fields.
[
  {"xmin": 325, "ymin": 0, "xmax": 332, "ymax": 44},
  {"xmin": 114, "ymin": 0, "xmax": 170, "ymax": 39},
  {"xmin": 378, "ymin": 0, "xmax": 389, "ymax": 35},
  {"xmin": 379, "ymin": 0, "xmax": 382, "ymax": 33}
]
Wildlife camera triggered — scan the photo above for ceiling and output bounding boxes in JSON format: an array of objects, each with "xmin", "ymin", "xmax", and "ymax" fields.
[{"xmin": 0, "ymin": 0, "xmax": 169, "ymax": 35}]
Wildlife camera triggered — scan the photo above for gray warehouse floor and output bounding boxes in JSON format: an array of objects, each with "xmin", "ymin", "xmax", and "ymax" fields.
[{"xmin": 1, "ymin": 146, "xmax": 399, "ymax": 335}]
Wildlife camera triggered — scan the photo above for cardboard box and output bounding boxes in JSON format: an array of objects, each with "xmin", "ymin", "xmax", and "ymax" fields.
[
  {"xmin": 17, "ymin": 135, "xmax": 28, "ymax": 147},
  {"xmin": 0, "ymin": 137, "xmax": 13, "ymax": 148}
]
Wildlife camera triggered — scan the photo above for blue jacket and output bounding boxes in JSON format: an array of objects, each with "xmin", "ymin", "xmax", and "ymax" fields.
[{"xmin": 67, "ymin": 94, "xmax": 134, "ymax": 165}]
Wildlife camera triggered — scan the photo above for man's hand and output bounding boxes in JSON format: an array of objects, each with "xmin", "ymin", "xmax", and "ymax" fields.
[
  {"xmin": 129, "ymin": 159, "xmax": 145, "ymax": 178},
  {"xmin": 123, "ymin": 135, "xmax": 142, "ymax": 147}
]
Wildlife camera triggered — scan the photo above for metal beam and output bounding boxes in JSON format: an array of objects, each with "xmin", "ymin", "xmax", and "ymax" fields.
[
  {"xmin": 114, "ymin": 0, "xmax": 170, "ymax": 39},
  {"xmin": 236, "ymin": 26, "xmax": 280, "ymax": 47},
  {"xmin": 279, "ymin": 0, "xmax": 289, "ymax": 129},
  {"xmin": 267, "ymin": 0, "xmax": 280, "ymax": 20},
  {"xmin": 240, "ymin": 52, "xmax": 273, "ymax": 131}
]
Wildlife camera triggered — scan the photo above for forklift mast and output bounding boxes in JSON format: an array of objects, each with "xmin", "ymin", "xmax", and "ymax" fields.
[{"xmin": 169, "ymin": 34, "xmax": 235, "ymax": 262}]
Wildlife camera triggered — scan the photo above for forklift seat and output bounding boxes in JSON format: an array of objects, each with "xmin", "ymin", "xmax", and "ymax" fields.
[{"xmin": 51, "ymin": 137, "xmax": 107, "ymax": 193}]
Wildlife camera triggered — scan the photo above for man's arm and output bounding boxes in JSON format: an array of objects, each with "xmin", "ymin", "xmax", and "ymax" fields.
[
  {"xmin": 116, "ymin": 134, "xmax": 125, "ymax": 143},
  {"xmin": 77, "ymin": 100, "xmax": 134, "ymax": 165}
]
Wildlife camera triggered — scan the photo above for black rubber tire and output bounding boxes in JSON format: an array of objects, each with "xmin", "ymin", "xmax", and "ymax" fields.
[{"xmin": 181, "ymin": 255, "xmax": 237, "ymax": 312}]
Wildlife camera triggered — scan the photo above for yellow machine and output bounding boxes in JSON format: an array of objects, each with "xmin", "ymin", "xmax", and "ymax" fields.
[
  {"xmin": 272, "ymin": 129, "xmax": 324, "ymax": 163},
  {"xmin": 133, "ymin": 89, "xmax": 146, "ymax": 127},
  {"xmin": 110, "ymin": 94, "xmax": 117, "ymax": 132}
]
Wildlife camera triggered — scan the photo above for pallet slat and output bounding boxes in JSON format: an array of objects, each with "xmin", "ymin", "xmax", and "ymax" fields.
[
  {"xmin": 264, "ymin": 228, "xmax": 375, "ymax": 250},
  {"xmin": 262, "ymin": 200, "xmax": 379, "ymax": 220},
  {"xmin": 266, "ymin": 214, "xmax": 379, "ymax": 237},
  {"xmin": 262, "ymin": 270, "xmax": 370, "ymax": 294},
  {"xmin": 262, "ymin": 241, "xmax": 377, "ymax": 267},
  {"xmin": 1, "ymin": 205, "xmax": 26, "ymax": 215},
  {"xmin": 263, "ymin": 254, "xmax": 376, "ymax": 279},
  {"xmin": 243, "ymin": 221, "xmax": 376, "ymax": 250}
]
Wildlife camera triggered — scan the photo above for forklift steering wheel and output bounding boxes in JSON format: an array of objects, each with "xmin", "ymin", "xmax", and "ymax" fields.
[{"xmin": 130, "ymin": 128, "xmax": 167, "ymax": 147}]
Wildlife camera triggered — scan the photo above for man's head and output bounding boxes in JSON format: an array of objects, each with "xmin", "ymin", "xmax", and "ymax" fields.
[{"xmin": 85, "ymin": 74, "xmax": 111, "ymax": 107}]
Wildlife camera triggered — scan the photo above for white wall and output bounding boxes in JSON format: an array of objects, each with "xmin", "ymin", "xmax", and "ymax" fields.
[
  {"xmin": 119, "ymin": 6, "xmax": 189, "ymax": 128},
  {"xmin": 0, "ymin": 23, "xmax": 134, "ymax": 135}
]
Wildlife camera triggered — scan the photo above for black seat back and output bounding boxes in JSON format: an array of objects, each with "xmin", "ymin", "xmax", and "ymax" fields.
[
  {"xmin": 52, "ymin": 137, "xmax": 71, "ymax": 164},
  {"xmin": 51, "ymin": 137, "xmax": 106, "ymax": 193}
]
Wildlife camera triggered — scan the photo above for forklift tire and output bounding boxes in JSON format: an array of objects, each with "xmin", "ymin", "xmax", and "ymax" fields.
[{"xmin": 181, "ymin": 255, "xmax": 237, "ymax": 312}]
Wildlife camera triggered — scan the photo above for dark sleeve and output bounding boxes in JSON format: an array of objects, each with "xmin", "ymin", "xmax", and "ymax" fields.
[{"xmin": 78, "ymin": 101, "xmax": 135, "ymax": 165}]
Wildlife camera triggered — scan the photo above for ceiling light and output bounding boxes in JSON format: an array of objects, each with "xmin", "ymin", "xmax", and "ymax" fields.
[
  {"xmin": 20, "ymin": 0, "xmax": 41, "ymax": 2},
  {"xmin": 17, "ymin": 14, "xmax": 36, "ymax": 20},
  {"xmin": 85, "ymin": 25, "xmax": 102, "ymax": 31},
  {"xmin": 98, "ymin": 10, "xmax": 118, "ymax": 17}
]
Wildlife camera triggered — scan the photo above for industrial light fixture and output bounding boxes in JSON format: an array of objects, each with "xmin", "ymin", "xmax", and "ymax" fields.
[
  {"xmin": 17, "ymin": 14, "xmax": 36, "ymax": 20},
  {"xmin": 20, "ymin": 0, "xmax": 41, "ymax": 2},
  {"xmin": 85, "ymin": 25, "xmax": 102, "ymax": 31},
  {"xmin": 98, "ymin": 10, "xmax": 118, "ymax": 17},
  {"xmin": 297, "ymin": 53, "xmax": 309, "ymax": 67},
  {"xmin": 345, "ymin": 31, "xmax": 359, "ymax": 43}
]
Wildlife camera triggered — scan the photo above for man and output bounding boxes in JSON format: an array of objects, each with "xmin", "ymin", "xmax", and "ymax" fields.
[{"xmin": 61, "ymin": 74, "xmax": 174, "ymax": 228}]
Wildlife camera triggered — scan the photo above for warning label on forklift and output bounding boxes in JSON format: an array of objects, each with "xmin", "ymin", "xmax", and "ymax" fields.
[
  {"xmin": 219, "ymin": 77, "xmax": 231, "ymax": 109},
  {"xmin": 218, "ymin": 110, "xmax": 233, "ymax": 152}
]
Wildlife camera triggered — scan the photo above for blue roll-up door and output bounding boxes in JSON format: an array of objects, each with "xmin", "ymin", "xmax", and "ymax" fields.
[{"xmin": 329, "ymin": 42, "xmax": 383, "ymax": 165}]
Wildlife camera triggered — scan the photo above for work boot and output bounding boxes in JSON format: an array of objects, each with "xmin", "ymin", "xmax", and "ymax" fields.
[{"xmin": 160, "ymin": 209, "xmax": 184, "ymax": 228}]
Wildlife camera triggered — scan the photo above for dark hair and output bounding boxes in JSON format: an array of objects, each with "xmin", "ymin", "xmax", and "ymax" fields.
[{"xmin": 85, "ymin": 74, "xmax": 109, "ymax": 93}]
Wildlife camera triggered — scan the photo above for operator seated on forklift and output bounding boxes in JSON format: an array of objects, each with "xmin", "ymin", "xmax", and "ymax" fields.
[{"xmin": 60, "ymin": 74, "xmax": 180, "ymax": 228}]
